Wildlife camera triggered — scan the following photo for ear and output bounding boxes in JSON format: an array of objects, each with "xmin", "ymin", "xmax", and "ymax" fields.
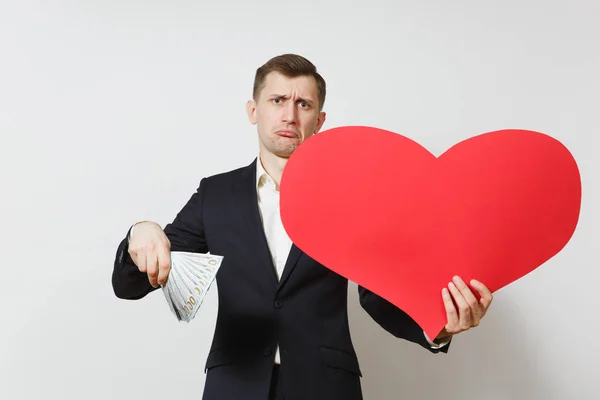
[
  {"xmin": 246, "ymin": 100, "xmax": 257, "ymax": 125},
  {"xmin": 314, "ymin": 111, "xmax": 327, "ymax": 133}
]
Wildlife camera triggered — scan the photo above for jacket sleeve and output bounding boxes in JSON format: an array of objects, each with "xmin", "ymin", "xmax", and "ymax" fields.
[
  {"xmin": 358, "ymin": 286, "xmax": 450, "ymax": 353},
  {"xmin": 111, "ymin": 178, "xmax": 210, "ymax": 300}
]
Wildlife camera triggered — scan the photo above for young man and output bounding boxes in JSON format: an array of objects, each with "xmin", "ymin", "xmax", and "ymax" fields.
[{"xmin": 112, "ymin": 53, "xmax": 493, "ymax": 400}]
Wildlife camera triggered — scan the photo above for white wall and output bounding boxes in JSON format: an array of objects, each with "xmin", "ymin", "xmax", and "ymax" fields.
[{"xmin": 2, "ymin": 1, "xmax": 598, "ymax": 399}]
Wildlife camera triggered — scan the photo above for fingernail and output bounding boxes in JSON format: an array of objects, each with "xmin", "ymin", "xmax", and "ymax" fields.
[
  {"xmin": 442, "ymin": 288, "xmax": 448, "ymax": 295},
  {"xmin": 453, "ymin": 276, "xmax": 462, "ymax": 284},
  {"xmin": 448, "ymin": 282, "xmax": 456, "ymax": 289}
]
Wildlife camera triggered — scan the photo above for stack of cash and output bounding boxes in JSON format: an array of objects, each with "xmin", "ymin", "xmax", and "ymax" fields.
[{"xmin": 161, "ymin": 251, "xmax": 223, "ymax": 322}]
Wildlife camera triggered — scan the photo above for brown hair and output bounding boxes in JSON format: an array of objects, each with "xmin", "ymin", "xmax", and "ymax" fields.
[{"xmin": 252, "ymin": 53, "xmax": 326, "ymax": 111}]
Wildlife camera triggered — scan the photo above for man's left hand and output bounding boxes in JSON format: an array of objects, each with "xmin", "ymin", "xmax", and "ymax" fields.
[{"xmin": 435, "ymin": 276, "xmax": 493, "ymax": 341}]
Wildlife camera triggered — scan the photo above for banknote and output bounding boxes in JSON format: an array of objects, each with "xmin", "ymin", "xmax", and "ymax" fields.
[{"xmin": 161, "ymin": 251, "xmax": 223, "ymax": 322}]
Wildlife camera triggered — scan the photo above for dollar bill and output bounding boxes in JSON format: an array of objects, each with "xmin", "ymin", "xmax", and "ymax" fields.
[{"xmin": 161, "ymin": 251, "xmax": 223, "ymax": 322}]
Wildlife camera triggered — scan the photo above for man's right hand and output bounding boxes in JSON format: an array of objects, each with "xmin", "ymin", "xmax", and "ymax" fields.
[{"xmin": 127, "ymin": 221, "xmax": 172, "ymax": 288}]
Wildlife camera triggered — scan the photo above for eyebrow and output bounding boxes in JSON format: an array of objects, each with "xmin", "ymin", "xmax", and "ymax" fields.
[{"xmin": 270, "ymin": 94, "xmax": 315, "ymax": 106}]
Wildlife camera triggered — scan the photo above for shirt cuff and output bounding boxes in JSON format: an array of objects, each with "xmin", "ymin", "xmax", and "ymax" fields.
[
  {"xmin": 128, "ymin": 224, "xmax": 135, "ymax": 243},
  {"xmin": 423, "ymin": 330, "xmax": 451, "ymax": 349}
]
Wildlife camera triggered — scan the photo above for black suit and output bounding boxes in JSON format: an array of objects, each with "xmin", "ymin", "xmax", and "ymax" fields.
[{"xmin": 112, "ymin": 158, "xmax": 449, "ymax": 400}]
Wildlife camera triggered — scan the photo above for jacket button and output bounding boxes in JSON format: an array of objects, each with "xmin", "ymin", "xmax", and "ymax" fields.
[{"xmin": 274, "ymin": 300, "xmax": 283, "ymax": 309}]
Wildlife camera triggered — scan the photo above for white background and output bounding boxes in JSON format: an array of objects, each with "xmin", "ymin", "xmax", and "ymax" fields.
[{"xmin": 1, "ymin": 1, "xmax": 599, "ymax": 399}]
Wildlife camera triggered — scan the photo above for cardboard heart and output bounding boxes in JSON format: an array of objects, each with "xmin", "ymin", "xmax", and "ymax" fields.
[{"xmin": 280, "ymin": 126, "xmax": 581, "ymax": 340}]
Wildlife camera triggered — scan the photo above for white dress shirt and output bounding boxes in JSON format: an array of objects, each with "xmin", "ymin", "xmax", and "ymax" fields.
[{"xmin": 254, "ymin": 157, "xmax": 449, "ymax": 365}]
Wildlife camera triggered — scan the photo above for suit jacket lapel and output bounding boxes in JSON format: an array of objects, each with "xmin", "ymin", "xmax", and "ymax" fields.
[
  {"xmin": 277, "ymin": 243, "xmax": 303, "ymax": 291},
  {"xmin": 235, "ymin": 158, "xmax": 279, "ymax": 287}
]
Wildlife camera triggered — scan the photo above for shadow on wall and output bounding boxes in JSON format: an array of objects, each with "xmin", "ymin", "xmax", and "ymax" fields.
[{"xmin": 347, "ymin": 282, "xmax": 564, "ymax": 400}]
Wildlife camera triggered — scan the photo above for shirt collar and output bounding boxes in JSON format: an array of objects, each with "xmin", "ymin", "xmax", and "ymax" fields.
[
  {"xmin": 256, "ymin": 155, "xmax": 280, "ymax": 192},
  {"xmin": 256, "ymin": 155, "xmax": 269, "ymax": 188}
]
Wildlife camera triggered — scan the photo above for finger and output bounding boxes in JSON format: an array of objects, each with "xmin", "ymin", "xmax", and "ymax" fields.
[
  {"xmin": 471, "ymin": 279, "xmax": 494, "ymax": 311},
  {"xmin": 452, "ymin": 276, "xmax": 483, "ymax": 322},
  {"xmin": 134, "ymin": 249, "xmax": 147, "ymax": 273},
  {"xmin": 157, "ymin": 247, "xmax": 171, "ymax": 286},
  {"xmin": 146, "ymin": 251, "xmax": 159, "ymax": 288},
  {"xmin": 448, "ymin": 281, "xmax": 472, "ymax": 330},
  {"xmin": 442, "ymin": 288, "xmax": 459, "ymax": 331}
]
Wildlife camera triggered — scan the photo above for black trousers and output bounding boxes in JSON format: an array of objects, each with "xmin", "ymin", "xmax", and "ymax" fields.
[{"xmin": 268, "ymin": 364, "xmax": 284, "ymax": 400}]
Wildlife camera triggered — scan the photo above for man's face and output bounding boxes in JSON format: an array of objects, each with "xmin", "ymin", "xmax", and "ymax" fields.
[{"xmin": 246, "ymin": 72, "xmax": 326, "ymax": 158}]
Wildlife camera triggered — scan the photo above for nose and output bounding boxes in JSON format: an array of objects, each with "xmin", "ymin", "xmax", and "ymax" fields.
[{"xmin": 282, "ymin": 101, "xmax": 297, "ymax": 124}]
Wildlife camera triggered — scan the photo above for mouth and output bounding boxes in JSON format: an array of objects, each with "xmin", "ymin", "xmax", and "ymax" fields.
[{"xmin": 276, "ymin": 130, "xmax": 299, "ymax": 138}]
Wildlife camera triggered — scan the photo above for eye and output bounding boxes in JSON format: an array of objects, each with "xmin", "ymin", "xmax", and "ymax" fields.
[
  {"xmin": 272, "ymin": 98, "xmax": 282, "ymax": 104},
  {"xmin": 299, "ymin": 101, "xmax": 309, "ymax": 108}
]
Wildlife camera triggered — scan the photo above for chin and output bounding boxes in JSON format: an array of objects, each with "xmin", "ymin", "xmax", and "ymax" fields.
[
  {"xmin": 276, "ymin": 149, "xmax": 294, "ymax": 158},
  {"xmin": 271, "ymin": 145, "xmax": 296, "ymax": 158}
]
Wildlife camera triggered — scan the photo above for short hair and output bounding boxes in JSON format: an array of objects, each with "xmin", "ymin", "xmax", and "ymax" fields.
[{"xmin": 252, "ymin": 53, "xmax": 326, "ymax": 111}]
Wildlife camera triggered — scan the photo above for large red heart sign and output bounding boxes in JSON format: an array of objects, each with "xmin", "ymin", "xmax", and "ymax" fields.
[{"xmin": 279, "ymin": 126, "xmax": 581, "ymax": 340}]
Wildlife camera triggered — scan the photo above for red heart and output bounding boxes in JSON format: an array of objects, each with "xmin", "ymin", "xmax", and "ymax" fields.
[{"xmin": 280, "ymin": 126, "xmax": 581, "ymax": 339}]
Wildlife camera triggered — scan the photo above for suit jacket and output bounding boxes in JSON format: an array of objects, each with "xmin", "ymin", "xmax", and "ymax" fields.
[{"xmin": 112, "ymin": 158, "xmax": 450, "ymax": 400}]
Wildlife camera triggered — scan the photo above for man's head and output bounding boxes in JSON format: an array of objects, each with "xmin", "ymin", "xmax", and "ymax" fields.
[{"xmin": 246, "ymin": 54, "xmax": 327, "ymax": 159}]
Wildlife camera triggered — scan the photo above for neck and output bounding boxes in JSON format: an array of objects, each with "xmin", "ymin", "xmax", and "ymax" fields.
[{"xmin": 259, "ymin": 149, "xmax": 288, "ymax": 190}]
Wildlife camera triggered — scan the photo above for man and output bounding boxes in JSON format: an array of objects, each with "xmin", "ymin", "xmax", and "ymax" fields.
[{"xmin": 112, "ymin": 53, "xmax": 493, "ymax": 400}]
